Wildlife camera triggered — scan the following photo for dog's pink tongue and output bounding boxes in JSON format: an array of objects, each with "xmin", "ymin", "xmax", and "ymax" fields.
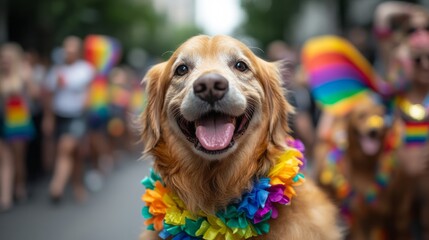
[
  {"xmin": 360, "ymin": 136, "xmax": 381, "ymax": 156},
  {"xmin": 196, "ymin": 115, "xmax": 235, "ymax": 151}
]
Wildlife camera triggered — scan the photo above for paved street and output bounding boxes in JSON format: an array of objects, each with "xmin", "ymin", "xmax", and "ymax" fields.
[{"xmin": 0, "ymin": 154, "xmax": 151, "ymax": 240}]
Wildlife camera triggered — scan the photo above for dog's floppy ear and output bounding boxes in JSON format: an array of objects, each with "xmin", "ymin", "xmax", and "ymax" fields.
[
  {"xmin": 141, "ymin": 62, "xmax": 167, "ymax": 153},
  {"xmin": 257, "ymin": 59, "xmax": 294, "ymax": 147}
]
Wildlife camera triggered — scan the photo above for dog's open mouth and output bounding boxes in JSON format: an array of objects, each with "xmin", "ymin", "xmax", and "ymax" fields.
[
  {"xmin": 360, "ymin": 135, "xmax": 381, "ymax": 156},
  {"xmin": 359, "ymin": 116, "xmax": 385, "ymax": 156},
  {"xmin": 359, "ymin": 129, "xmax": 384, "ymax": 156},
  {"xmin": 176, "ymin": 109, "xmax": 253, "ymax": 154}
]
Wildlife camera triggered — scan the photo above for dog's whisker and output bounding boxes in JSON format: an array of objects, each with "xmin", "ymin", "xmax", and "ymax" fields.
[
  {"xmin": 171, "ymin": 106, "xmax": 182, "ymax": 118},
  {"xmin": 162, "ymin": 50, "xmax": 174, "ymax": 58},
  {"xmin": 249, "ymin": 46, "xmax": 265, "ymax": 55}
]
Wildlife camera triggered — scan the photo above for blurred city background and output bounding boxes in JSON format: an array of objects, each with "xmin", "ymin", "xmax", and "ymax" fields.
[
  {"xmin": 2, "ymin": 0, "xmax": 428, "ymax": 62},
  {"xmin": 1, "ymin": 0, "xmax": 429, "ymax": 239}
]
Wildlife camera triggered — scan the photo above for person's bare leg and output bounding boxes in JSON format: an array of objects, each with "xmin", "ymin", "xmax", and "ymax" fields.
[
  {"xmin": 12, "ymin": 140, "xmax": 27, "ymax": 201},
  {"xmin": 91, "ymin": 131, "xmax": 113, "ymax": 175},
  {"xmin": 42, "ymin": 135, "xmax": 55, "ymax": 172},
  {"xmin": 49, "ymin": 135, "xmax": 77, "ymax": 199},
  {"xmin": 0, "ymin": 141, "xmax": 14, "ymax": 211},
  {"xmin": 72, "ymin": 145, "xmax": 87, "ymax": 203}
]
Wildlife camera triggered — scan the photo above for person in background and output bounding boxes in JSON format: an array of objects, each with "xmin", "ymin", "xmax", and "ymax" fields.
[
  {"xmin": 0, "ymin": 43, "xmax": 36, "ymax": 211},
  {"xmin": 373, "ymin": 1, "xmax": 427, "ymax": 80},
  {"xmin": 107, "ymin": 66, "xmax": 133, "ymax": 154},
  {"xmin": 346, "ymin": 26, "xmax": 376, "ymax": 64},
  {"xmin": 392, "ymin": 9, "xmax": 429, "ymax": 239},
  {"xmin": 44, "ymin": 36, "xmax": 95, "ymax": 203},
  {"xmin": 374, "ymin": 3, "xmax": 429, "ymax": 238}
]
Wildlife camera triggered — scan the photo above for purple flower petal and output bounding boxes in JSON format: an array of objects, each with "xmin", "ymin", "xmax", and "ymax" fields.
[{"xmin": 271, "ymin": 207, "xmax": 279, "ymax": 219}]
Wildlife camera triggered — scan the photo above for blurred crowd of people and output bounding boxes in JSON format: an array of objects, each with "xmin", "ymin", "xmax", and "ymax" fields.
[
  {"xmin": 269, "ymin": 1, "xmax": 429, "ymax": 239},
  {"xmin": 1, "ymin": 1, "xmax": 429, "ymax": 239},
  {"xmin": 0, "ymin": 35, "xmax": 145, "ymax": 212}
]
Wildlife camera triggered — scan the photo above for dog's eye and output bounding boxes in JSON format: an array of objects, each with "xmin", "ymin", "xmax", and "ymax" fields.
[
  {"xmin": 175, "ymin": 64, "xmax": 189, "ymax": 76},
  {"xmin": 234, "ymin": 61, "xmax": 248, "ymax": 72}
]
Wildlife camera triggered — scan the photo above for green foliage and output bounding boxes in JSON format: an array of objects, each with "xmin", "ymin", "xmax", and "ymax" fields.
[
  {"xmin": 150, "ymin": 24, "xmax": 204, "ymax": 60},
  {"xmin": 239, "ymin": 0, "xmax": 308, "ymax": 48},
  {"xmin": 8, "ymin": 0, "xmax": 201, "ymax": 59}
]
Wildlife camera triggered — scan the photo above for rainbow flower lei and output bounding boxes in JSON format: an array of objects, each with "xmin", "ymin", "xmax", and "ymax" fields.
[
  {"xmin": 141, "ymin": 140, "xmax": 306, "ymax": 240},
  {"xmin": 319, "ymin": 134, "xmax": 398, "ymax": 225}
]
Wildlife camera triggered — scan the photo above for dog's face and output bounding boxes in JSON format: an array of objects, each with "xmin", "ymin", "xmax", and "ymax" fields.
[
  {"xmin": 141, "ymin": 35, "xmax": 291, "ymax": 161},
  {"xmin": 348, "ymin": 100, "xmax": 386, "ymax": 156}
]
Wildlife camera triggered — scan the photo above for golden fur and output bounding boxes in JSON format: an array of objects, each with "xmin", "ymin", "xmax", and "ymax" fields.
[
  {"xmin": 315, "ymin": 99, "xmax": 398, "ymax": 239},
  {"xmin": 345, "ymin": 102, "xmax": 393, "ymax": 239},
  {"xmin": 139, "ymin": 35, "xmax": 341, "ymax": 239}
]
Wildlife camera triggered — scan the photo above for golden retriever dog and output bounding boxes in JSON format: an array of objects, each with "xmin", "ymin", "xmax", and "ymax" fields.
[
  {"xmin": 315, "ymin": 98, "xmax": 398, "ymax": 239},
  {"xmin": 139, "ymin": 35, "xmax": 341, "ymax": 240},
  {"xmin": 345, "ymin": 100, "xmax": 393, "ymax": 239}
]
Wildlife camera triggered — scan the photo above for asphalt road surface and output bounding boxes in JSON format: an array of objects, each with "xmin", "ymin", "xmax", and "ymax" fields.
[{"xmin": 0, "ymin": 153, "xmax": 151, "ymax": 240}]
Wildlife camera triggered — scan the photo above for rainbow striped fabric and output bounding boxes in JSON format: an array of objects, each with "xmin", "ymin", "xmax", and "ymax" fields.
[
  {"xmin": 403, "ymin": 121, "xmax": 429, "ymax": 146},
  {"xmin": 3, "ymin": 95, "xmax": 34, "ymax": 140},
  {"xmin": 84, "ymin": 35, "xmax": 121, "ymax": 76},
  {"xmin": 395, "ymin": 95, "xmax": 429, "ymax": 146},
  {"xmin": 84, "ymin": 35, "xmax": 122, "ymax": 126},
  {"xmin": 301, "ymin": 36, "xmax": 378, "ymax": 116},
  {"xmin": 87, "ymin": 76, "xmax": 110, "ymax": 122}
]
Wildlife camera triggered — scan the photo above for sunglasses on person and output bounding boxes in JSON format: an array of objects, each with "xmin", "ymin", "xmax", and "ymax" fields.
[
  {"xmin": 413, "ymin": 54, "xmax": 429, "ymax": 66},
  {"xmin": 406, "ymin": 25, "xmax": 429, "ymax": 35}
]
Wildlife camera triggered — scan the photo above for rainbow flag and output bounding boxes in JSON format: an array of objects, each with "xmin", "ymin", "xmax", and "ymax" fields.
[
  {"xmin": 301, "ymin": 36, "xmax": 378, "ymax": 116},
  {"xmin": 84, "ymin": 35, "xmax": 121, "ymax": 76},
  {"xmin": 403, "ymin": 121, "xmax": 429, "ymax": 146},
  {"xmin": 84, "ymin": 35, "xmax": 122, "ymax": 126},
  {"xmin": 3, "ymin": 95, "xmax": 34, "ymax": 140},
  {"xmin": 87, "ymin": 76, "xmax": 110, "ymax": 120}
]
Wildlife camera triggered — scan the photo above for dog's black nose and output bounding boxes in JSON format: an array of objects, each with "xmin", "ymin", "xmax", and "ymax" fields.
[{"xmin": 193, "ymin": 73, "xmax": 229, "ymax": 104}]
